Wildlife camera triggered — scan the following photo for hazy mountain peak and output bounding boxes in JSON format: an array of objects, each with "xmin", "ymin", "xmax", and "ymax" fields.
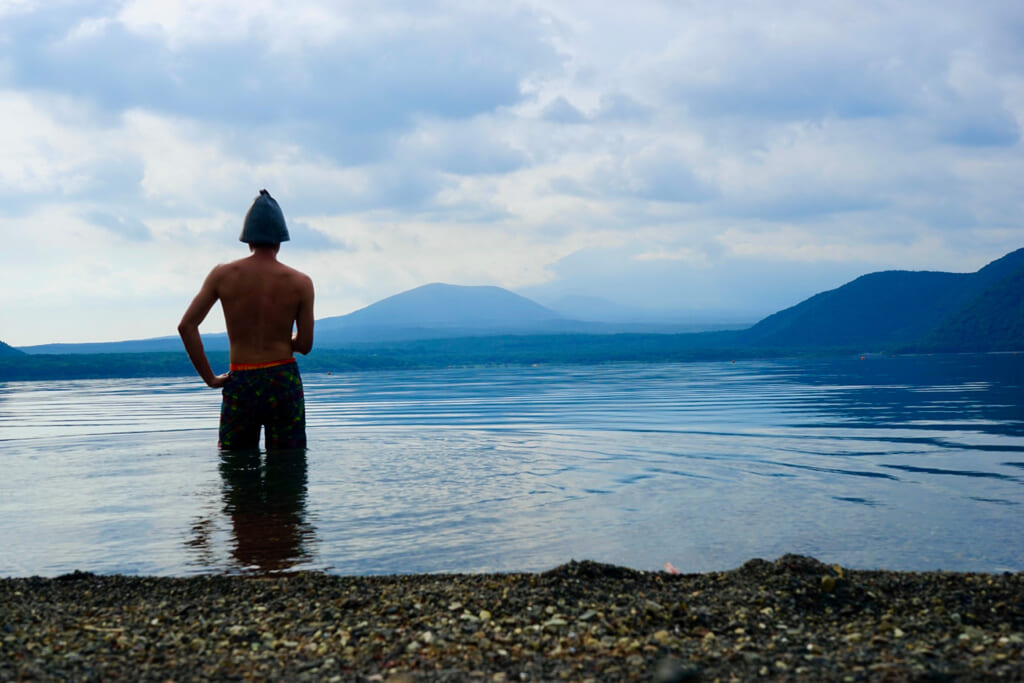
[{"xmin": 322, "ymin": 283, "xmax": 563, "ymax": 329}]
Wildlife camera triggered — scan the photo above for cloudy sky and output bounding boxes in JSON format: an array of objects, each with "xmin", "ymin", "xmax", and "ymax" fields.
[{"xmin": 2, "ymin": 0, "xmax": 1022, "ymax": 346}]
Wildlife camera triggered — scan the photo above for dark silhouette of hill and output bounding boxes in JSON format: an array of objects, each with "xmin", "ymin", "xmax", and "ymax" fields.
[
  {"xmin": 0, "ymin": 340, "xmax": 23, "ymax": 356},
  {"xmin": 20, "ymin": 335, "xmax": 228, "ymax": 355},
  {"xmin": 741, "ymin": 248, "xmax": 1024, "ymax": 349},
  {"xmin": 920, "ymin": 253, "xmax": 1024, "ymax": 351},
  {"xmin": 12, "ymin": 248, "xmax": 1023, "ymax": 363}
]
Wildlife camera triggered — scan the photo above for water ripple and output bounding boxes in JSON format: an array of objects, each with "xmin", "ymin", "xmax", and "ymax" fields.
[{"xmin": 2, "ymin": 356, "xmax": 1024, "ymax": 576}]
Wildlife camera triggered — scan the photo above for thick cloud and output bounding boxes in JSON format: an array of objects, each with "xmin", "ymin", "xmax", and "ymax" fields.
[
  {"xmin": 1, "ymin": 2, "xmax": 560, "ymax": 148},
  {"xmin": 1, "ymin": 0, "xmax": 1022, "ymax": 345}
]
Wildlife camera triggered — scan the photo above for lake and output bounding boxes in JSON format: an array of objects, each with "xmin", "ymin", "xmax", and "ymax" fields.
[{"xmin": 1, "ymin": 355, "xmax": 1022, "ymax": 577}]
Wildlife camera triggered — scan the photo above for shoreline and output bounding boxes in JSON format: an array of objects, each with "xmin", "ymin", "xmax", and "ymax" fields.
[{"xmin": 2, "ymin": 555, "xmax": 1022, "ymax": 681}]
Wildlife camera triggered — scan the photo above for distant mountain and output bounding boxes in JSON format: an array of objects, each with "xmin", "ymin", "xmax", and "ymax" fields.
[
  {"xmin": 321, "ymin": 283, "xmax": 561, "ymax": 329},
  {"xmin": 16, "ymin": 283, "xmax": 728, "ymax": 354},
  {"xmin": 313, "ymin": 283, "xmax": 722, "ymax": 345},
  {"xmin": 542, "ymin": 294, "xmax": 656, "ymax": 322},
  {"xmin": 14, "ymin": 249, "xmax": 1024, "ymax": 357},
  {"xmin": 313, "ymin": 283, "xmax": 566, "ymax": 345},
  {"xmin": 741, "ymin": 247, "xmax": 1024, "ymax": 350},
  {"xmin": 20, "ymin": 335, "xmax": 228, "ymax": 355},
  {"xmin": 538, "ymin": 294, "xmax": 755, "ymax": 329},
  {"xmin": 0, "ymin": 340, "xmax": 24, "ymax": 356}
]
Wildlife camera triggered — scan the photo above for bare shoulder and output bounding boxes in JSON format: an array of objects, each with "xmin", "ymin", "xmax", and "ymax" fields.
[
  {"xmin": 199, "ymin": 259, "xmax": 250, "ymax": 297},
  {"xmin": 210, "ymin": 257, "xmax": 247, "ymax": 276},
  {"xmin": 280, "ymin": 262, "xmax": 314, "ymax": 288},
  {"xmin": 200, "ymin": 261, "xmax": 229, "ymax": 287}
]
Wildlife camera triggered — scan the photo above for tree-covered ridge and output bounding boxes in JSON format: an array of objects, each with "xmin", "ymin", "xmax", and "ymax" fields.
[
  {"xmin": 0, "ymin": 340, "xmax": 25, "ymax": 356},
  {"xmin": 740, "ymin": 270, "xmax": 971, "ymax": 348},
  {"xmin": 742, "ymin": 247, "xmax": 1024, "ymax": 351},
  {"xmin": 921, "ymin": 259, "xmax": 1024, "ymax": 352}
]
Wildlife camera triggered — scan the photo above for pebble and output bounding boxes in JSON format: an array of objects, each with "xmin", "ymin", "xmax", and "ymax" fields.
[{"xmin": 0, "ymin": 555, "xmax": 1022, "ymax": 681}]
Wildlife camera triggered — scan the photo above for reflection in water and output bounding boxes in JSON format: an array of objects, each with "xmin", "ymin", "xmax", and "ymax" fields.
[
  {"xmin": 203, "ymin": 449, "xmax": 315, "ymax": 573},
  {"xmin": 4, "ymin": 356, "xmax": 1023, "ymax": 576}
]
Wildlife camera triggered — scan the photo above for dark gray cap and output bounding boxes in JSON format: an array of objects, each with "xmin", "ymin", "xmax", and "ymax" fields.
[{"xmin": 240, "ymin": 189, "xmax": 290, "ymax": 244}]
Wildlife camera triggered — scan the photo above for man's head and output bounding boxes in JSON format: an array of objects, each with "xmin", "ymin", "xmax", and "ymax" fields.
[{"xmin": 240, "ymin": 189, "xmax": 290, "ymax": 246}]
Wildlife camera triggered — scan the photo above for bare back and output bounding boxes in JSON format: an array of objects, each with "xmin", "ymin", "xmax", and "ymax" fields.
[
  {"xmin": 179, "ymin": 248, "xmax": 314, "ymax": 383},
  {"xmin": 215, "ymin": 253, "xmax": 314, "ymax": 364}
]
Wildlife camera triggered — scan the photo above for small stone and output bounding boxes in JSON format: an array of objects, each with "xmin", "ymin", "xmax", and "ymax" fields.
[
  {"xmin": 543, "ymin": 618, "xmax": 568, "ymax": 631},
  {"xmin": 652, "ymin": 656, "xmax": 700, "ymax": 683}
]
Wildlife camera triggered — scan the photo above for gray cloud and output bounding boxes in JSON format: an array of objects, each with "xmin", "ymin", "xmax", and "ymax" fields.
[
  {"xmin": 552, "ymin": 146, "xmax": 716, "ymax": 205},
  {"xmin": 593, "ymin": 94, "xmax": 652, "ymax": 122},
  {"xmin": 939, "ymin": 114, "xmax": 1020, "ymax": 148},
  {"xmin": 286, "ymin": 220, "xmax": 350, "ymax": 251},
  {"xmin": 84, "ymin": 210, "xmax": 151, "ymax": 240},
  {"xmin": 541, "ymin": 96, "xmax": 586, "ymax": 124},
  {"xmin": 2, "ymin": 4, "xmax": 561, "ymax": 151},
  {"xmin": 3, "ymin": 1, "xmax": 1024, "ymax": 345}
]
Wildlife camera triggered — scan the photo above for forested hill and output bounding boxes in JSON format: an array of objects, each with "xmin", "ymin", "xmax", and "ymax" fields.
[
  {"xmin": 740, "ymin": 247, "xmax": 1024, "ymax": 350},
  {"xmin": 921, "ymin": 253, "xmax": 1024, "ymax": 351},
  {"xmin": 0, "ymin": 340, "xmax": 24, "ymax": 356}
]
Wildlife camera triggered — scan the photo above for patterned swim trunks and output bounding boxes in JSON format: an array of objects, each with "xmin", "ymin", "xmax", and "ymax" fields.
[{"xmin": 219, "ymin": 359, "xmax": 306, "ymax": 450}]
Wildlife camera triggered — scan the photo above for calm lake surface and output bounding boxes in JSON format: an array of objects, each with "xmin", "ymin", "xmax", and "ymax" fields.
[{"xmin": 1, "ymin": 355, "xmax": 1023, "ymax": 577}]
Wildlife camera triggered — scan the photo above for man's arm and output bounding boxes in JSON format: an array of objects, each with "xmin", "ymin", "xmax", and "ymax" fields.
[
  {"xmin": 178, "ymin": 267, "xmax": 229, "ymax": 388},
  {"xmin": 291, "ymin": 274, "xmax": 315, "ymax": 355}
]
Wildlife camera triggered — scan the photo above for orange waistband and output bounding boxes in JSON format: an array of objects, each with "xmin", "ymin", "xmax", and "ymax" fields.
[{"xmin": 229, "ymin": 358, "xmax": 296, "ymax": 372}]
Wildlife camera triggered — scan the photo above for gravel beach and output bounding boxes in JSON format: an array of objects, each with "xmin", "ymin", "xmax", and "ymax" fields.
[{"xmin": 2, "ymin": 555, "xmax": 1022, "ymax": 682}]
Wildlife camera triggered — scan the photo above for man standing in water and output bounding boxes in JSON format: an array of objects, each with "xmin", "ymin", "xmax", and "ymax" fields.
[{"xmin": 178, "ymin": 190, "xmax": 314, "ymax": 450}]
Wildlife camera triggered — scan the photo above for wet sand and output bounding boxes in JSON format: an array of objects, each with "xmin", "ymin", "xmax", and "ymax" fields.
[{"xmin": 2, "ymin": 555, "xmax": 1022, "ymax": 681}]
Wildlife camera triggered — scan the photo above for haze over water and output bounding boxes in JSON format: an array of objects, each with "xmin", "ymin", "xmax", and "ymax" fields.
[{"xmin": 1, "ymin": 355, "xmax": 1022, "ymax": 577}]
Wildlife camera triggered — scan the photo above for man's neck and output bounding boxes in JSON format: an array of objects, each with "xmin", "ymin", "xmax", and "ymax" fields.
[{"xmin": 249, "ymin": 246, "xmax": 280, "ymax": 261}]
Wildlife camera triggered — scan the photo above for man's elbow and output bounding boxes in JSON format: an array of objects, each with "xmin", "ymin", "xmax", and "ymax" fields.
[{"xmin": 292, "ymin": 337, "xmax": 313, "ymax": 355}]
